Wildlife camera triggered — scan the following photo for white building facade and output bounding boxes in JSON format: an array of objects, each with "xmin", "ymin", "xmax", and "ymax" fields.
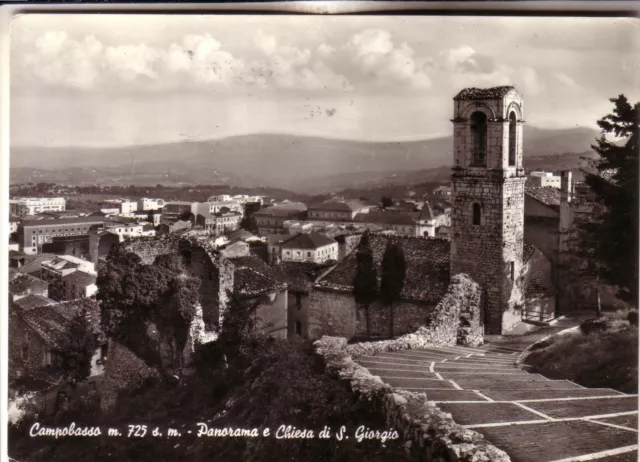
[{"xmin": 10, "ymin": 197, "xmax": 66, "ymax": 217}]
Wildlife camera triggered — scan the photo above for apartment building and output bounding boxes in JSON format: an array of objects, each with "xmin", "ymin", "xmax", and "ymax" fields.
[{"xmin": 10, "ymin": 197, "xmax": 66, "ymax": 217}]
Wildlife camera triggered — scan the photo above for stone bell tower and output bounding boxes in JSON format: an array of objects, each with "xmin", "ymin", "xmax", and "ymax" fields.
[{"xmin": 450, "ymin": 86, "xmax": 526, "ymax": 335}]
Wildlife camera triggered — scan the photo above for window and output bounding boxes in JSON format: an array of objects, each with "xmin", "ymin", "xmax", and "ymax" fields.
[
  {"xmin": 43, "ymin": 350, "xmax": 53, "ymax": 366},
  {"xmin": 470, "ymin": 112, "xmax": 487, "ymax": 166},
  {"xmin": 295, "ymin": 321, "xmax": 302, "ymax": 336},
  {"xmin": 472, "ymin": 203, "xmax": 482, "ymax": 225},
  {"xmin": 508, "ymin": 112, "xmax": 517, "ymax": 166},
  {"xmin": 307, "ymin": 252, "xmax": 311, "ymax": 258},
  {"xmin": 509, "ymin": 261, "xmax": 515, "ymax": 281},
  {"xmin": 296, "ymin": 294, "xmax": 302, "ymax": 310}
]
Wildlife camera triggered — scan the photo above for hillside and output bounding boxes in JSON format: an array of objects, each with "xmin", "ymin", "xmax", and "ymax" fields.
[{"xmin": 11, "ymin": 126, "xmax": 599, "ymax": 194}]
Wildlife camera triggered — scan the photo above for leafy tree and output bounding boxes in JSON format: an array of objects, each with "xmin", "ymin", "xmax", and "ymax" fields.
[
  {"xmin": 50, "ymin": 307, "xmax": 99, "ymax": 388},
  {"xmin": 380, "ymin": 196, "xmax": 393, "ymax": 208},
  {"xmin": 240, "ymin": 215, "xmax": 260, "ymax": 235},
  {"xmin": 353, "ymin": 231, "xmax": 377, "ymax": 338},
  {"xmin": 573, "ymin": 95, "xmax": 639, "ymax": 305},
  {"xmin": 380, "ymin": 240, "xmax": 406, "ymax": 338}
]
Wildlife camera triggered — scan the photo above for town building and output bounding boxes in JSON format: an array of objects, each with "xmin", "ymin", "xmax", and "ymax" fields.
[
  {"xmin": 9, "ymin": 270, "xmax": 49, "ymax": 302},
  {"xmin": 307, "ymin": 200, "xmax": 370, "ymax": 221},
  {"xmin": 280, "ymin": 232, "xmax": 339, "ymax": 264},
  {"xmin": 527, "ymin": 171, "xmax": 563, "ymax": 189},
  {"xmin": 137, "ymin": 198, "xmax": 165, "ymax": 211},
  {"xmin": 254, "ymin": 202, "xmax": 308, "ymax": 234},
  {"xmin": 10, "ymin": 215, "xmax": 20, "ymax": 234},
  {"xmin": 62, "ymin": 271, "xmax": 98, "ymax": 300},
  {"xmin": 9, "ymin": 298, "xmax": 107, "ymax": 414},
  {"xmin": 104, "ymin": 221, "xmax": 155, "ymax": 241},
  {"xmin": 162, "ymin": 201, "xmax": 198, "ymax": 219},
  {"xmin": 196, "ymin": 211, "xmax": 242, "ymax": 236},
  {"xmin": 219, "ymin": 239, "xmax": 251, "ymax": 258},
  {"xmin": 17, "ymin": 216, "xmax": 106, "ymax": 255},
  {"xmin": 10, "ymin": 197, "xmax": 66, "ymax": 217},
  {"xmin": 266, "ymin": 234, "xmax": 294, "ymax": 265},
  {"xmin": 196, "ymin": 201, "xmax": 243, "ymax": 217},
  {"xmin": 100, "ymin": 199, "xmax": 138, "ymax": 215},
  {"xmin": 40, "ymin": 255, "xmax": 96, "ymax": 301},
  {"xmin": 433, "ymin": 185, "xmax": 452, "ymax": 196}
]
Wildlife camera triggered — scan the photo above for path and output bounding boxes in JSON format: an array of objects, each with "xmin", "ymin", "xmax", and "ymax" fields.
[{"xmin": 355, "ymin": 318, "xmax": 638, "ymax": 462}]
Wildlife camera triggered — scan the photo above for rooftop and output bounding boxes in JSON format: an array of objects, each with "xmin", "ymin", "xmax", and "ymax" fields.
[
  {"xmin": 13, "ymin": 294, "xmax": 56, "ymax": 311},
  {"xmin": 315, "ymin": 234, "xmax": 451, "ymax": 304},
  {"xmin": 280, "ymin": 232, "xmax": 336, "ymax": 250},
  {"xmin": 9, "ymin": 273, "xmax": 48, "ymax": 295},
  {"xmin": 273, "ymin": 261, "xmax": 333, "ymax": 293},
  {"xmin": 354, "ymin": 212, "xmax": 419, "ymax": 226},
  {"xmin": 230, "ymin": 256, "xmax": 287, "ymax": 298},
  {"xmin": 525, "ymin": 186, "xmax": 561, "ymax": 211},
  {"xmin": 21, "ymin": 216, "xmax": 106, "ymax": 227},
  {"xmin": 454, "ymin": 86, "xmax": 516, "ymax": 100},
  {"xmin": 62, "ymin": 270, "xmax": 97, "ymax": 287},
  {"xmin": 18, "ymin": 298, "xmax": 104, "ymax": 348},
  {"xmin": 308, "ymin": 200, "xmax": 369, "ymax": 212},
  {"xmin": 254, "ymin": 202, "xmax": 307, "ymax": 217}
]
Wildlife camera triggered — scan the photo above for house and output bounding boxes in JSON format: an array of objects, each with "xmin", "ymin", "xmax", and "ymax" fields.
[
  {"xmin": 40, "ymin": 255, "xmax": 96, "ymax": 301},
  {"xmin": 280, "ymin": 232, "xmax": 339, "ymax": 264},
  {"xmin": 137, "ymin": 198, "xmax": 165, "ymax": 211},
  {"xmin": 196, "ymin": 201, "xmax": 243, "ymax": 216},
  {"xmin": 10, "ymin": 251, "xmax": 57, "ymax": 277},
  {"xmin": 230, "ymin": 256, "xmax": 289, "ymax": 339},
  {"xmin": 353, "ymin": 211, "xmax": 420, "ymax": 237},
  {"xmin": 307, "ymin": 200, "xmax": 370, "ymax": 221},
  {"xmin": 219, "ymin": 239, "xmax": 251, "ymax": 258},
  {"xmin": 62, "ymin": 271, "xmax": 98, "ymax": 300},
  {"xmin": 196, "ymin": 211, "xmax": 242, "ymax": 236},
  {"xmin": 157, "ymin": 219, "xmax": 192, "ymax": 235},
  {"xmin": 9, "ymin": 239, "xmax": 19, "ymax": 252},
  {"xmin": 432, "ymin": 185, "xmax": 452, "ymax": 196},
  {"xmin": 9, "ymin": 271, "xmax": 49, "ymax": 302},
  {"xmin": 10, "ymin": 214, "xmax": 20, "ymax": 234},
  {"xmin": 310, "ymin": 235, "xmax": 451, "ymax": 340},
  {"xmin": 100, "ymin": 199, "xmax": 138, "ymax": 215},
  {"xmin": 163, "ymin": 201, "xmax": 198, "ymax": 219},
  {"xmin": 527, "ymin": 171, "xmax": 564, "ymax": 189},
  {"xmin": 274, "ymin": 261, "xmax": 334, "ymax": 338},
  {"xmin": 10, "ymin": 197, "xmax": 66, "ymax": 217},
  {"xmin": 104, "ymin": 221, "xmax": 153, "ymax": 241},
  {"xmin": 254, "ymin": 202, "xmax": 308, "ymax": 235},
  {"xmin": 13, "ymin": 294, "xmax": 57, "ymax": 311},
  {"xmin": 9, "ymin": 299, "xmax": 107, "ymax": 414}
]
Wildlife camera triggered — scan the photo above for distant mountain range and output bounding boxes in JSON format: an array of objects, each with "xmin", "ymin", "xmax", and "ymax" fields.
[{"xmin": 11, "ymin": 126, "xmax": 600, "ymax": 194}]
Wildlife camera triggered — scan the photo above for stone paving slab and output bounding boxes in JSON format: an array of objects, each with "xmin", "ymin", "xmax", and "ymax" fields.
[
  {"xmin": 482, "ymin": 389, "xmax": 626, "ymax": 401},
  {"xmin": 363, "ymin": 368, "xmax": 436, "ymax": 379},
  {"xmin": 595, "ymin": 450, "xmax": 639, "ymax": 462},
  {"xmin": 526, "ymin": 396, "xmax": 638, "ymax": 419},
  {"xmin": 471, "ymin": 380, "xmax": 582, "ymax": 391},
  {"xmin": 436, "ymin": 402, "xmax": 539, "ymax": 425},
  {"xmin": 421, "ymin": 389, "xmax": 485, "ymax": 401},
  {"xmin": 433, "ymin": 363, "xmax": 518, "ymax": 371},
  {"xmin": 593, "ymin": 414, "xmax": 639, "ymax": 430},
  {"xmin": 478, "ymin": 420, "xmax": 638, "ymax": 462}
]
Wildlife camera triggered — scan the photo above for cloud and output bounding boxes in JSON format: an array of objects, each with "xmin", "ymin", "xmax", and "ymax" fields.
[{"xmin": 344, "ymin": 29, "xmax": 432, "ymax": 89}]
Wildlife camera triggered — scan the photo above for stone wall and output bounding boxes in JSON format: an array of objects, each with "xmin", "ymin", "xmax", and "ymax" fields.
[
  {"xmin": 356, "ymin": 300, "xmax": 436, "ymax": 339},
  {"xmin": 314, "ymin": 336, "xmax": 508, "ymax": 462},
  {"xmin": 8, "ymin": 313, "xmax": 50, "ymax": 382},
  {"xmin": 255, "ymin": 290, "xmax": 288, "ymax": 339},
  {"xmin": 307, "ymin": 290, "xmax": 358, "ymax": 340}
]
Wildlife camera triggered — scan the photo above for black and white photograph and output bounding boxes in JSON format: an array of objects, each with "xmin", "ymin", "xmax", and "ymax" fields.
[{"xmin": 4, "ymin": 6, "xmax": 639, "ymax": 462}]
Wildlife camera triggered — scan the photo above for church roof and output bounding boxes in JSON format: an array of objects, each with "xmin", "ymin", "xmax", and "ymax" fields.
[
  {"xmin": 454, "ymin": 86, "xmax": 516, "ymax": 100},
  {"xmin": 315, "ymin": 234, "xmax": 450, "ymax": 304},
  {"xmin": 525, "ymin": 186, "xmax": 561, "ymax": 211}
]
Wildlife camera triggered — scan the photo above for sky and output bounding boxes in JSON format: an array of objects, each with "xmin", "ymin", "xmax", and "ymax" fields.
[{"xmin": 9, "ymin": 14, "xmax": 640, "ymax": 147}]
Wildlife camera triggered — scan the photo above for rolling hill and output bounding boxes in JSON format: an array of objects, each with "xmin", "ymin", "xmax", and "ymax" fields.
[{"xmin": 10, "ymin": 126, "xmax": 600, "ymax": 194}]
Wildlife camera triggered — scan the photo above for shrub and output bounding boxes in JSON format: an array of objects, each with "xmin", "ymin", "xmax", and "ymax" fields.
[
  {"xmin": 580, "ymin": 318, "xmax": 608, "ymax": 335},
  {"xmin": 628, "ymin": 310, "xmax": 639, "ymax": 326}
]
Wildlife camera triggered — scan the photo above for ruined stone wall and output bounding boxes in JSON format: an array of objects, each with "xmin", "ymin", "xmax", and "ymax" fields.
[
  {"xmin": 355, "ymin": 300, "xmax": 436, "ymax": 339},
  {"xmin": 8, "ymin": 314, "xmax": 50, "ymax": 382},
  {"xmin": 122, "ymin": 235, "xmax": 181, "ymax": 265}
]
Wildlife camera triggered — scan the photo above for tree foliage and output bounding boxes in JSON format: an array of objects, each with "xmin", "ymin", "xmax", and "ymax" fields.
[
  {"xmin": 380, "ymin": 241, "xmax": 406, "ymax": 338},
  {"xmin": 575, "ymin": 95, "xmax": 639, "ymax": 304},
  {"xmin": 50, "ymin": 308, "xmax": 99, "ymax": 387},
  {"xmin": 239, "ymin": 215, "xmax": 260, "ymax": 235},
  {"xmin": 353, "ymin": 231, "xmax": 378, "ymax": 338},
  {"xmin": 380, "ymin": 196, "xmax": 393, "ymax": 208}
]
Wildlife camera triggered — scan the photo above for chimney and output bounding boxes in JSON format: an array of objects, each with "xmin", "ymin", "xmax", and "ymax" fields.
[{"xmin": 560, "ymin": 171, "xmax": 572, "ymax": 204}]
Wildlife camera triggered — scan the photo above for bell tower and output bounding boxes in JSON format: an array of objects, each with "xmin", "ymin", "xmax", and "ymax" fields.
[{"xmin": 450, "ymin": 86, "xmax": 526, "ymax": 334}]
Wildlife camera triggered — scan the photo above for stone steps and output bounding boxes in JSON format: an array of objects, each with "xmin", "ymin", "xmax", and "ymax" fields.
[{"xmin": 354, "ymin": 343, "xmax": 638, "ymax": 462}]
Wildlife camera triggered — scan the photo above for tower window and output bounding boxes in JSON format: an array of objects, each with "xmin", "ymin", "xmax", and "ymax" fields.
[
  {"xmin": 295, "ymin": 321, "xmax": 302, "ymax": 336},
  {"xmin": 508, "ymin": 112, "xmax": 517, "ymax": 166},
  {"xmin": 472, "ymin": 203, "xmax": 482, "ymax": 225},
  {"xmin": 509, "ymin": 261, "xmax": 515, "ymax": 281},
  {"xmin": 470, "ymin": 112, "xmax": 487, "ymax": 166}
]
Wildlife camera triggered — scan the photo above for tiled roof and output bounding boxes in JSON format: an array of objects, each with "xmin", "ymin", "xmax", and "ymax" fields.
[
  {"xmin": 21, "ymin": 216, "xmax": 106, "ymax": 227},
  {"xmin": 525, "ymin": 186, "xmax": 561, "ymax": 211},
  {"xmin": 354, "ymin": 212, "xmax": 419, "ymax": 226},
  {"xmin": 266, "ymin": 233, "xmax": 296, "ymax": 246},
  {"xmin": 14, "ymin": 294, "xmax": 56, "ymax": 311},
  {"xmin": 10, "ymin": 214, "xmax": 21, "ymax": 223},
  {"xmin": 308, "ymin": 200, "xmax": 368, "ymax": 212},
  {"xmin": 254, "ymin": 202, "xmax": 307, "ymax": 217},
  {"xmin": 227, "ymin": 229, "xmax": 258, "ymax": 241},
  {"xmin": 273, "ymin": 261, "xmax": 333, "ymax": 293},
  {"xmin": 14, "ymin": 253, "xmax": 57, "ymax": 275},
  {"xmin": 62, "ymin": 270, "xmax": 97, "ymax": 287},
  {"xmin": 230, "ymin": 256, "xmax": 287, "ymax": 298},
  {"xmin": 18, "ymin": 298, "xmax": 104, "ymax": 348},
  {"xmin": 315, "ymin": 234, "xmax": 451, "ymax": 304},
  {"xmin": 9, "ymin": 273, "xmax": 48, "ymax": 295},
  {"xmin": 454, "ymin": 86, "xmax": 516, "ymax": 100},
  {"xmin": 280, "ymin": 232, "xmax": 336, "ymax": 250}
]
